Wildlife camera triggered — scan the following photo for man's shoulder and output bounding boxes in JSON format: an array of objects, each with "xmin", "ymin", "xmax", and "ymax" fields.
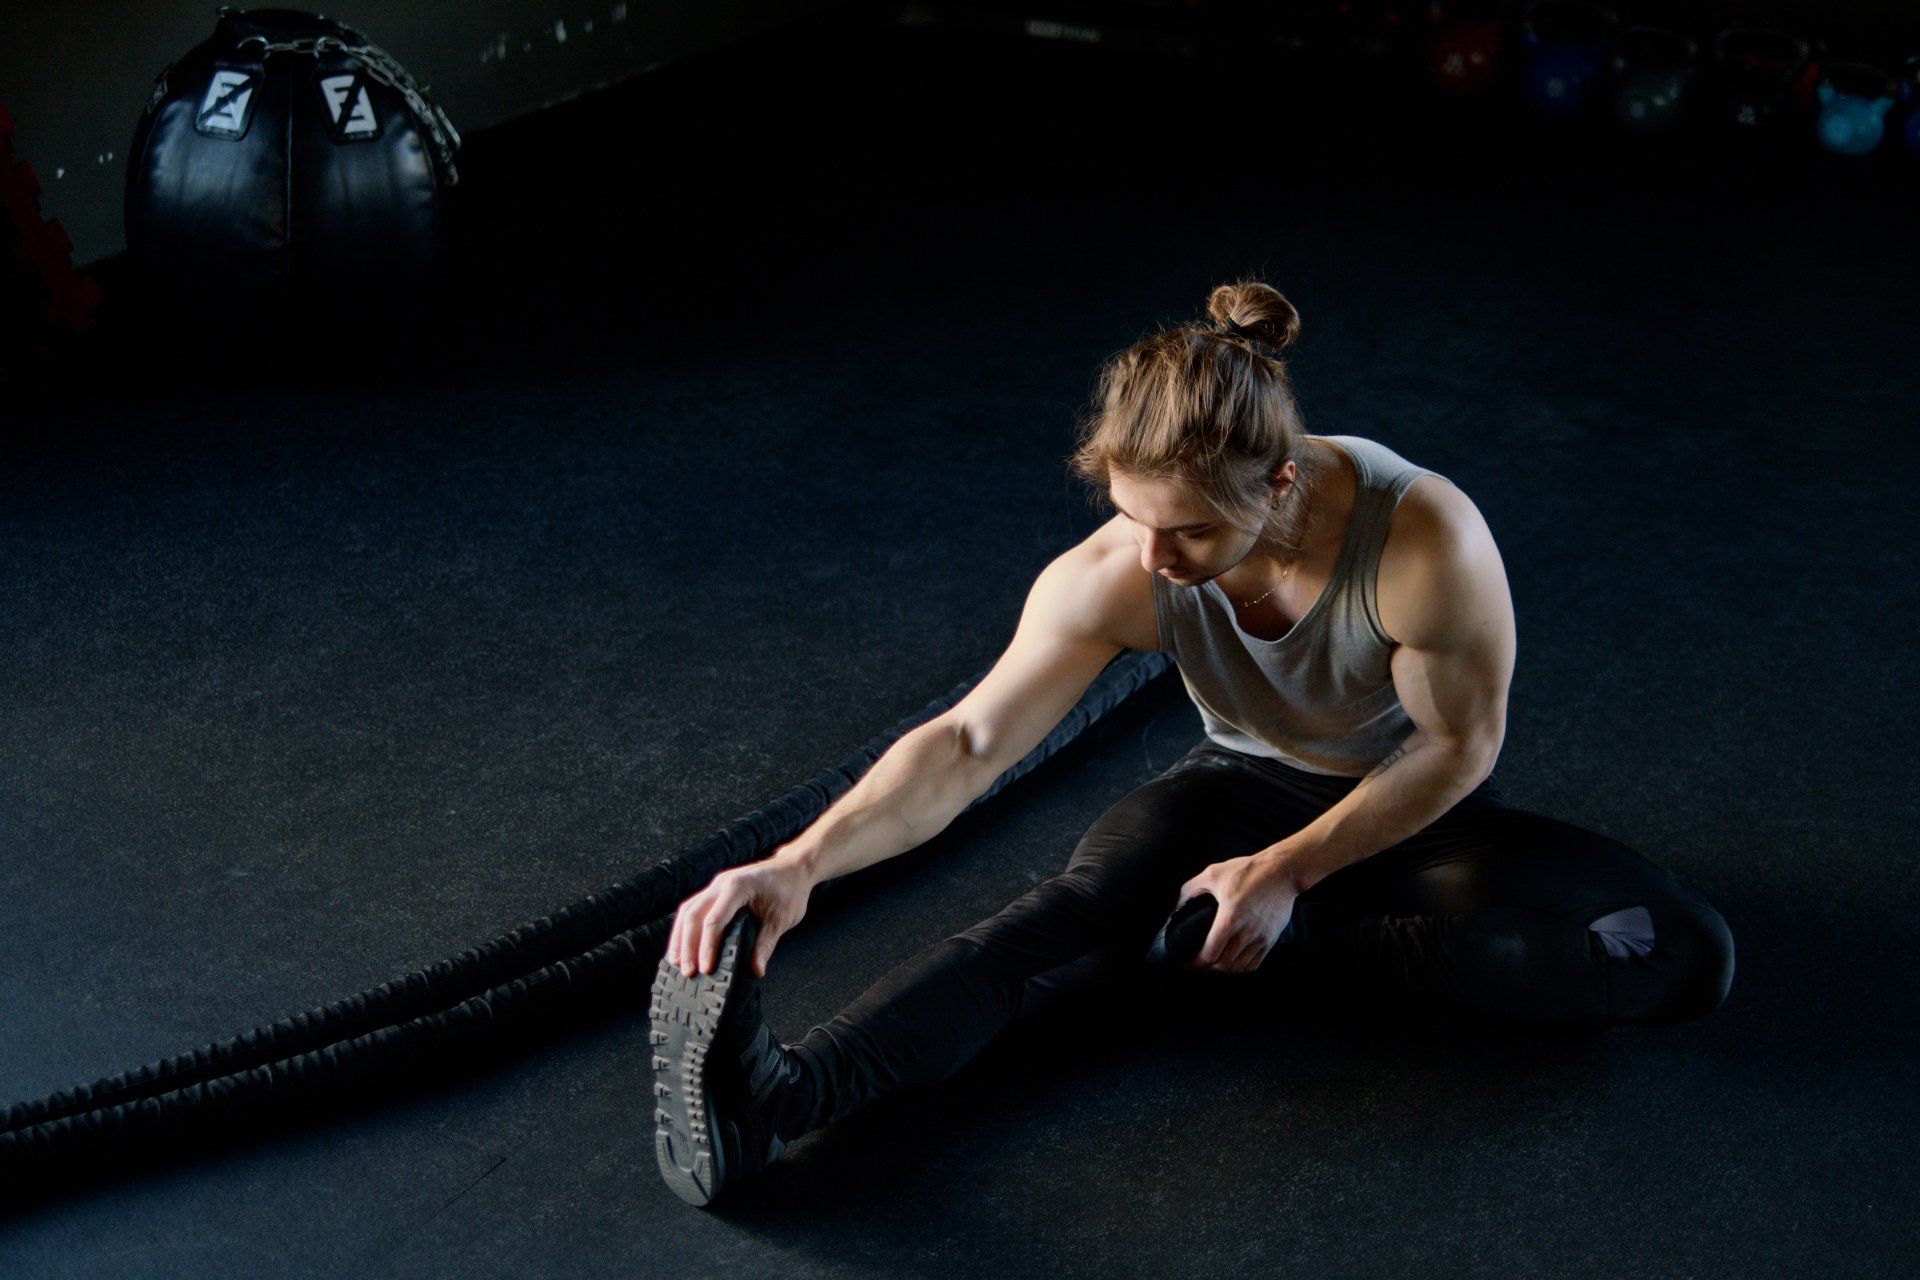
[
  {"xmin": 1390, "ymin": 470, "xmax": 1474, "ymax": 529},
  {"xmin": 1387, "ymin": 474, "xmax": 1483, "ymax": 546},
  {"xmin": 1041, "ymin": 516, "xmax": 1159, "ymax": 651},
  {"xmin": 1377, "ymin": 476, "xmax": 1507, "ymax": 646}
]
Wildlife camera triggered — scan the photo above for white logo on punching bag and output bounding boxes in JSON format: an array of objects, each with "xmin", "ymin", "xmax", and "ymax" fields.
[
  {"xmin": 197, "ymin": 69, "xmax": 257, "ymax": 137},
  {"xmin": 320, "ymin": 73, "xmax": 379, "ymax": 137}
]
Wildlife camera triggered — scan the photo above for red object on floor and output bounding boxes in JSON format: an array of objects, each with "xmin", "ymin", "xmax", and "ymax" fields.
[{"xmin": 1, "ymin": 97, "xmax": 105, "ymax": 360}]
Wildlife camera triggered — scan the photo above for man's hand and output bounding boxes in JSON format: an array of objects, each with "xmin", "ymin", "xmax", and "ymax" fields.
[
  {"xmin": 668, "ymin": 855, "xmax": 813, "ymax": 979},
  {"xmin": 1175, "ymin": 853, "xmax": 1300, "ymax": 974}
]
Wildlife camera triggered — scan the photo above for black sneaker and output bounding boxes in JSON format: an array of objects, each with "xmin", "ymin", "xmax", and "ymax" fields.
[
  {"xmin": 648, "ymin": 906, "xmax": 815, "ymax": 1207},
  {"xmin": 1145, "ymin": 893, "xmax": 1219, "ymax": 968}
]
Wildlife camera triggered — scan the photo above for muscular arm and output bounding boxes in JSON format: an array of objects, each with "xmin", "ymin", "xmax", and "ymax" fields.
[{"xmin": 1257, "ymin": 483, "xmax": 1516, "ymax": 892}]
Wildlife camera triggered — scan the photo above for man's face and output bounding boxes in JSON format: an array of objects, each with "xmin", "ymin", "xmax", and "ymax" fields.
[{"xmin": 1107, "ymin": 471, "xmax": 1266, "ymax": 587}]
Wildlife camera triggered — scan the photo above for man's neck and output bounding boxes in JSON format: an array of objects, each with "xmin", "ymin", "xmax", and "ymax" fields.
[{"xmin": 1216, "ymin": 442, "xmax": 1349, "ymax": 599}]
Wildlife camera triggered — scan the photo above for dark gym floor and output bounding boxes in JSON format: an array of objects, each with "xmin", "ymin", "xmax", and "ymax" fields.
[{"xmin": 4, "ymin": 11, "xmax": 1916, "ymax": 1278}]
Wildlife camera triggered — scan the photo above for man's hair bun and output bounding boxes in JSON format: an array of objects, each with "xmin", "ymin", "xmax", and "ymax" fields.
[{"xmin": 1204, "ymin": 279, "xmax": 1302, "ymax": 353}]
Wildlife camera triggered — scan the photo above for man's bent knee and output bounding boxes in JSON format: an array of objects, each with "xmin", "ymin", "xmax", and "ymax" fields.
[{"xmin": 1619, "ymin": 902, "xmax": 1735, "ymax": 1026}]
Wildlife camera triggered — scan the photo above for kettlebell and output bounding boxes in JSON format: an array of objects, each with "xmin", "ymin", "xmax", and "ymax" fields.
[
  {"xmin": 1426, "ymin": 6, "xmax": 1505, "ymax": 99},
  {"xmin": 1607, "ymin": 25, "xmax": 1698, "ymax": 137},
  {"xmin": 1520, "ymin": 0, "xmax": 1618, "ymax": 117},
  {"xmin": 1708, "ymin": 25, "xmax": 1812, "ymax": 133},
  {"xmin": 1898, "ymin": 56, "xmax": 1920, "ymax": 158},
  {"xmin": 1814, "ymin": 61, "xmax": 1896, "ymax": 157}
]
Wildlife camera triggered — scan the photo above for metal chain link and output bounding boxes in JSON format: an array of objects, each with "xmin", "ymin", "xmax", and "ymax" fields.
[{"xmin": 225, "ymin": 16, "xmax": 461, "ymax": 185}]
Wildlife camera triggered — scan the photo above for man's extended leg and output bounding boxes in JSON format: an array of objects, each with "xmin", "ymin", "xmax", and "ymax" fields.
[
  {"xmin": 652, "ymin": 742, "xmax": 1298, "ymax": 1206},
  {"xmin": 788, "ymin": 743, "xmax": 1315, "ymax": 1130}
]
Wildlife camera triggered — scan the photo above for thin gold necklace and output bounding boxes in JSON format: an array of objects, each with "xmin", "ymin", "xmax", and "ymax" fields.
[
  {"xmin": 1234, "ymin": 494, "xmax": 1309, "ymax": 609},
  {"xmin": 1232, "ymin": 557, "xmax": 1295, "ymax": 609},
  {"xmin": 1233, "ymin": 456, "xmax": 1317, "ymax": 609}
]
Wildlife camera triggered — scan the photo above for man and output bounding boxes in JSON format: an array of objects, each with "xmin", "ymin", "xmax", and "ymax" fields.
[{"xmin": 647, "ymin": 281, "xmax": 1735, "ymax": 1208}]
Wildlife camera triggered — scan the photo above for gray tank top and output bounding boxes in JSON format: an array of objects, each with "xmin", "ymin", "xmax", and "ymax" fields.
[{"xmin": 1149, "ymin": 434, "xmax": 1443, "ymax": 777}]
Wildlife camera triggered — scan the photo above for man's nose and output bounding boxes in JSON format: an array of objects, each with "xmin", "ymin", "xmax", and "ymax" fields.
[{"xmin": 1139, "ymin": 531, "xmax": 1177, "ymax": 572}]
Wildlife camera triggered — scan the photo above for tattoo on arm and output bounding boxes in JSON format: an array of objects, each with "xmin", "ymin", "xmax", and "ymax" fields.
[{"xmin": 1362, "ymin": 744, "xmax": 1407, "ymax": 783}]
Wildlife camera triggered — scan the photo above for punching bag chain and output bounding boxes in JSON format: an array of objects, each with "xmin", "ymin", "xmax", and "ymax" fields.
[{"xmin": 216, "ymin": 9, "xmax": 462, "ymax": 183}]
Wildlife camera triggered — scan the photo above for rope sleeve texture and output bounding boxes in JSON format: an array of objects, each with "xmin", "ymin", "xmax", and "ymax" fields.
[{"xmin": 0, "ymin": 651, "xmax": 1170, "ymax": 1189}]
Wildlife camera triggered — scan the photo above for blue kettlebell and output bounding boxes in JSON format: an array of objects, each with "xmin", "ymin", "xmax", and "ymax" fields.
[
  {"xmin": 1894, "ymin": 55, "xmax": 1920, "ymax": 157},
  {"xmin": 1815, "ymin": 62, "xmax": 1895, "ymax": 157},
  {"xmin": 1520, "ymin": 0, "xmax": 1618, "ymax": 116}
]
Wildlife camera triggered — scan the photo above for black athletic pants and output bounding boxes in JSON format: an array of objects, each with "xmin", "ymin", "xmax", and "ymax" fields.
[{"xmin": 791, "ymin": 739, "xmax": 1735, "ymax": 1131}]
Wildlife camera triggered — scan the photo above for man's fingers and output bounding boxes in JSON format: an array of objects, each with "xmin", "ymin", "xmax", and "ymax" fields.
[
  {"xmin": 1193, "ymin": 917, "xmax": 1229, "ymax": 969},
  {"xmin": 700, "ymin": 900, "xmax": 741, "ymax": 974},
  {"xmin": 1191, "ymin": 919, "xmax": 1268, "ymax": 973},
  {"xmin": 678, "ymin": 899, "xmax": 706, "ymax": 975},
  {"xmin": 670, "ymin": 883, "xmax": 785, "ymax": 978},
  {"xmin": 682, "ymin": 901, "xmax": 703, "ymax": 975}
]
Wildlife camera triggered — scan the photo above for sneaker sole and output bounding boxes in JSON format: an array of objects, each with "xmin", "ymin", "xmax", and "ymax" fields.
[{"xmin": 649, "ymin": 907, "xmax": 756, "ymax": 1208}]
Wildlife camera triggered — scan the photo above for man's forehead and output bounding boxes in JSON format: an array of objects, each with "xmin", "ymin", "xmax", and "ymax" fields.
[{"xmin": 1108, "ymin": 475, "xmax": 1214, "ymax": 529}]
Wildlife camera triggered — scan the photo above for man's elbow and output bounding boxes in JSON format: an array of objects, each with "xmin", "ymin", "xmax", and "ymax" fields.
[
  {"xmin": 1457, "ymin": 730, "xmax": 1503, "ymax": 784},
  {"xmin": 1424, "ymin": 726, "xmax": 1501, "ymax": 785}
]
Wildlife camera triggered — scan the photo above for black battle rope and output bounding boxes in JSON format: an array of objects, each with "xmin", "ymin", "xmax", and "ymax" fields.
[{"xmin": 0, "ymin": 651, "xmax": 1171, "ymax": 1176}]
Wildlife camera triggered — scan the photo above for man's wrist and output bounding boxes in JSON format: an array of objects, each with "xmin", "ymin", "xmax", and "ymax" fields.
[
  {"xmin": 1253, "ymin": 842, "xmax": 1314, "ymax": 893},
  {"xmin": 769, "ymin": 838, "xmax": 823, "ymax": 887}
]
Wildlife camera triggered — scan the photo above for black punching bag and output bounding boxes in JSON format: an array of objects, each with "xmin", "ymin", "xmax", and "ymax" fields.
[{"xmin": 125, "ymin": 7, "xmax": 460, "ymax": 309}]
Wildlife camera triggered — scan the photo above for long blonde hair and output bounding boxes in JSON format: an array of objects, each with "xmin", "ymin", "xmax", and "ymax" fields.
[{"xmin": 1067, "ymin": 279, "xmax": 1316, "ymax": 552}]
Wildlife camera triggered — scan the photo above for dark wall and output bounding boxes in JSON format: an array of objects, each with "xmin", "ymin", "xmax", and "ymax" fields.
[
  {"xmin": 0, "ymin": 0, "xmax": 848, "ymax": 267},
  {"xmin": 3, "ymin": 0, "xmax": 1914, "ymax": 269}
]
